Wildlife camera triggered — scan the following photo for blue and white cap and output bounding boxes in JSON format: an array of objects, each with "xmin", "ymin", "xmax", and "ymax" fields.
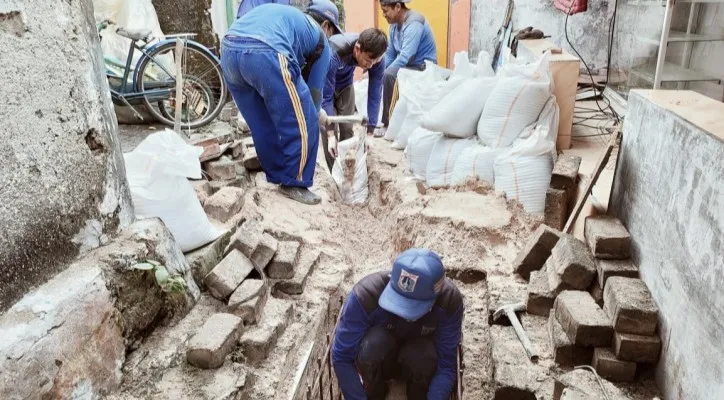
[{"xmin": 379, "ymin": 248, "xmax": 445, "ymax": 321}]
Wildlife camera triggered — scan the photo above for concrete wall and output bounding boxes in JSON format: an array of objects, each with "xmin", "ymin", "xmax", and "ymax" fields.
[
  {"xmin": 469, "ymin": 0, "xmax": 615, "ymax": 71},
  {"xmin": 152, "ymin": 0, "xmax": 218, "ymax": 50},
  {"xmin": 0, "ymin": 0, "xmax": 134, "ymax": 310},
  {"xmin": 610, "ymin": 90, "xmax": 724, "ymax": 400}
]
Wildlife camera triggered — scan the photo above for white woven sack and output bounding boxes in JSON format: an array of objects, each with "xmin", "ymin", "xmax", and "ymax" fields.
[
  {"xmin": 392, "ymin": 109, "xmax": 423, "ymax": 150},
  {"xmin": 404, "ymin": 128, "xmax": 443, "ymax": 180},
  {"xmin": 451, "ymin": 144, "xmax": 506, "ymax": 186},
  {"xmin": 426, "ymin": 137, "xmax": 477, "ymax": 188},
  {"xmin": 494, "ymin": 126, "xmax": 555, "ymax": 215},
  {"xmin": 421, "ymin": 77, "xmax": 497, "ymax": 138},
  {"xmin": 385, "ymin": 96, "xmax": 408, "ymax": 142},
  {"xmin": 332, "ymin": 135, "xmax": 369, "ymax": 204},
  {"xmin": 477, "ymin": 55, "xmax": 553, "ymax": 148}
]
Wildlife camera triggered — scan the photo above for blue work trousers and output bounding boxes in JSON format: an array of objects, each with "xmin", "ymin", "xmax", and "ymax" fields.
[{"xmin": 220, "ymin": 36, "xmax": 319, "ymax": 188}]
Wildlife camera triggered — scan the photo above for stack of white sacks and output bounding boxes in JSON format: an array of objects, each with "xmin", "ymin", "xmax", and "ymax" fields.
[{"xmin": 383, "ymin": 51, "xmax": 559, "ymax": 215}]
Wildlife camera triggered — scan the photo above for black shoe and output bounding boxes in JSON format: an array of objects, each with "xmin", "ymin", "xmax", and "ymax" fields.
[{"xmin": 279, "ymin": 185, "xmax": 321, "ymax": 205}]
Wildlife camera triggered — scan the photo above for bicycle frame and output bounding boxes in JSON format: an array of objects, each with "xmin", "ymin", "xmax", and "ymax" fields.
[{"xmin": 108, "ymin": 40, "xmax": 177, "ymax": 107}]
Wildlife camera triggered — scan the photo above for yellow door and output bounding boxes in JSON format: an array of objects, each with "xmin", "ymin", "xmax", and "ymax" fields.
[{"xmin": 376, "ymin": 0, "xmax": 449, "ymax": 68}]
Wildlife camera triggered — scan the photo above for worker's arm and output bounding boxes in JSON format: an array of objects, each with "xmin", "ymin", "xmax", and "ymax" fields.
[
  {"xmin": 322, "ymin": 52, "xmax": 340, "ymax": 118},
  {"xmin": 306, "ymin": 43, "xmax": 332, "ymax": 111},
  {"xmin": 332, "ymin": 292, "xmax": 371, "ymax": 400},
  {"xmin": 365, "ymin": 59, "xmax": 385, "ymax": 133},
  {"xmin": 383, "ymin": 26, "xmax": 397, "ymax": 71},
  {"xmin": 386, "ymin": 21, "xmax": 423, "ymax": 71},
  {"xmin": 427, "ymin": 303, "xmax": 464, "ymax": 399}
]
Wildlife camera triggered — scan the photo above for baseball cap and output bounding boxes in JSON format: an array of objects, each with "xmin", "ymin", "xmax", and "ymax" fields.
[
  {"xmin": 379, "ymin": 248, "xmax": 445, "ymax": 321},
  {"xmin": 307, "ymin": 0, "xmax": 344, "ymax": 35}
]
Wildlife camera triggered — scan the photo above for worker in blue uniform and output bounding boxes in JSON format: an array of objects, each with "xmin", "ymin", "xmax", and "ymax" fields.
[
  {"xmin": 320, "ymin": 28, "xmax": 388, "ymax": 171},
  {"xmin": 378, "ymin": 0, "xmax": 437, "ymax": 132},
  {"xmin": 236, "ymin": 0, "xmax": 290, "ymax": 19},
  {"xmin": 220, "ymin": 1, "xmax": 342, "ymax": 205},
  {"xmin": 332, "ymin": 248, "xmax": 464, "ymax": 400}
]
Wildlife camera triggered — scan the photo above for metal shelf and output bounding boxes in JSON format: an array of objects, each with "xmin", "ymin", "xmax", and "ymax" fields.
[
  {"xmin": 632, "ymin": 62, "xmax": 721, "ymax": 84},
  {"xmin": 638, "ymin": 31, "xmax": 724, "ymax": 46}
]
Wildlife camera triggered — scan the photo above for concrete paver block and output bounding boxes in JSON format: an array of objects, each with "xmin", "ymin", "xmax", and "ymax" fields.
[
  {"xmin": 205, "ymin": 156, "xmax": 238, "ymax": 181},
  {"xmin": 549, "ymin": 235, "xmax": 596, "ymax": 290},
  {"xmin": 603, "ymin": 277, "xmax": 659, "ymax": 336},
  {"xmin": 614, "ymin": 332, "xmax": 661, "ymax": 363},
  {"xmin": 251, "ymin": 233, "xmax": 278, "ymax": 270},
  {"xmin": 204, "ymin": 187, "xmax": 246, "ymax": 223},
  {"xmin": 267, "ymin": 240, "xmax": 301, "ymax": 279},
  {"xmin": 592, "ymin": 347, "xmax": 637, "ymax": 382},
  {"xmin": 226, "ymin": 219, "xmax": 264, "ymax": 258},
  {"xmin": 239, "ymin": 298, "xmax": 293, "ymax": 363},
  {"xmin": 273, "ymin": 248, "xmax": 320, "ymax": 296},
  {"xmin": 554, "ymin": 290, "xmax": 613, "ymax": 347},
  {"xmin": 227, "ymin": 279, "xmax": 268, "ymax": 325},
  {"xmin": 204, "ymin": 250, "xmax": 255, "ymax": 300},
  {"xmin": 209, "ymin": 177, "xmax": 246, "ymax": 193},
  {"xmin": 526, "ymin": 270, "xmax": 555, "ymax": 316},
  {"xmin": 588, "ymin": 280, "xmax": 604, "ymax": 308},
  {"xmin": 186, "ymin": 230, "xmax": 233, "ymax": 288},
  {"xmin": 187, "ymin": 313, "xmax": 243, "ymax": 369},
  {"xmin": 585, "ymin": 216, "xmax": 631, "ymax": 260},
  {"xmin": 548, "ymin": 313, "xmax": 593, "ymax": 367},
  {"xmin": 545, "ymin": 258, "xmax": 574, "ymax": 296},
  {"xmin": 596, "ymin": 259, "xmax": 638, "ymax": 289},
  {"xmin": 545, "ymin": 188, "xmax": 568, "ymax": 231},
  {"xmin": 551, "ymin": 155, "xmax": 582, "ymax": 208},
  {"xmin": 513, "ymin": 225, "xmax": 562, "ymax": 280}
]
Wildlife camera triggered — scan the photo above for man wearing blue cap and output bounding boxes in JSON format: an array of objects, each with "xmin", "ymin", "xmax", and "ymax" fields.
[
  {"xmin": 221, "ymin": 1, "xmax": 343, "ymax": 205},
  {"xmin": 332, "ymin": 248, "xmax": 464, "ymax": 400}
]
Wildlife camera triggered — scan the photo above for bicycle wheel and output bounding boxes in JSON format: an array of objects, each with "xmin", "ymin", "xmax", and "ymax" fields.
[{"xmin": 136, "ymin": 40, "xmax": 227, "ymax": 129}]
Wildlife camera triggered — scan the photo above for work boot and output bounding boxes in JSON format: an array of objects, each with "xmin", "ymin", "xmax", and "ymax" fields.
[{"xmin": 279, "ymin": 185, "xmax": 321, "ymax": 205}]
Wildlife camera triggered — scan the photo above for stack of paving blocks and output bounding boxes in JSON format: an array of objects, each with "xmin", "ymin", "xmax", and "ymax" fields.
[
  {"xmin": 545, "ymin": 155, "xmax": 582, "ymax": 231},
  {"xmin": 518, "ymin": 216, "xmax": 661, "ymax": 382}
]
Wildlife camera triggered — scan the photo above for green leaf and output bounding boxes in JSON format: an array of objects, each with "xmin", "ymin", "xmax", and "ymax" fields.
[
  {"xmin": 132, "ymin": 263, "xmax": 154, "ymax": 271},
  {"xmin": 154, "ymin": 267, "xmax": 170, "ymax": 285},
  {"xmin": 147, "ymin": 260, "xmax": 161, "ymax": 267}
]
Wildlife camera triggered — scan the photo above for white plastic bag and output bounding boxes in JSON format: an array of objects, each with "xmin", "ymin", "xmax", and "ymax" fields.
[
  {"xmin": 404, "ymin": 128, "xmax": 443, "ymax": 180},
  {"xmin": 392, "ymin": 109, "xmax": 424, "ymax": 150},
  {"xmin": 354, "ymin": 78, "xmax": 383, "ymax": 126},
  {"xmin": 384, "ymin": 96, "xmax": 408, "ymax": 142},
  {"xmin": 426, "ymin": 137, "xmax": 477, "ymax": 188},
  {"xmin": 93, "ymin": 0, "xmax": 123, "ymax": 23},
  {"xmin": 124, "ymin": 129, "xmax": 224, "ymax": 252},
  {"xmin": 451, "ymin": 145, "xmax": 505, "ymax": 186},
  {"xmin": 477, "ymin": 54, "xmax": 553, "ymax": 148},
  {"xmin": 421, "ymin": 77, "xmax": 497, "ymax": 138},
  {"xmin": 332, "ymin": 135, "xmax": 369, "ymax": 204},
  {"xmin": 97, "ymin": 0, "xmax": 166, "ymax": 67},
  {"xmin": 494, "ymin": 126, "xmax": 556, "ymax": 215},
  {"xmin": 473, "ymin": 51, "xmax": 495, "ymax": 78}
]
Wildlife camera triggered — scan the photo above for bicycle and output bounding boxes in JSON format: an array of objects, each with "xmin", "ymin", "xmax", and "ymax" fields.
[{"xmin": 98, "ymin": 20, "xmax": 227, "ymax": 129}]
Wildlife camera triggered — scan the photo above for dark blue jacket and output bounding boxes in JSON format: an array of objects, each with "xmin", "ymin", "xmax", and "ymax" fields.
[
  {"xmin": 332, "ymin": 271, "xmax": 464, "ymax": 399},
  {"xmin": 323, "ymin": 33, "xmax": 384, "ymax": 130}
]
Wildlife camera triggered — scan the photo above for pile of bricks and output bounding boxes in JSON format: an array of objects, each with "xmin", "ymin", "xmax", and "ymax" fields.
[
  {"xmin": 185, "ymin": 218, "xmax": 320, "ymax": 369},
  {"xmin": 517, "ymin": 216, "xmax": 661, "ymax": 382},
  {"xmin": 545, "ymin": 155, "xmax": 582, "ymax": 231}
]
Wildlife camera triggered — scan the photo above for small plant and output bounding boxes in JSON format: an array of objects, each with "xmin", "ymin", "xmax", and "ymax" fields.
[{"xmin": 133, "ymin": 260, "xmax": 187, "ymax": 294}]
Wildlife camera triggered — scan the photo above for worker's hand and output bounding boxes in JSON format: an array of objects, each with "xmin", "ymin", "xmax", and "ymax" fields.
[
  {"xmin": 318, "ymin": 109, "xmax": 329, "ymax": 129},
  {"xmin": 327, "ymin": 134, "xmax": 338, "ymax": 158}
]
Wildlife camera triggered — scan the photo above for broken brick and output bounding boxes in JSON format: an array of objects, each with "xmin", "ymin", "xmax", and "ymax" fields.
[
  {"xmin": 513, "ymin": 225, "xmax": 562, "ymax": 280},
  {"xmin": 228, "ymin": 279, "xmax": 268, "ymax": 325},
  {"xmin": 597, "ymin": 259, "xmax": 638, "ymax": 289},
  {"xmin": 267, "ymin": 240, "xmax": 301, "ymax": 279},
  {"xmin": 209, "ymin": 177, "xmax": 245, "ymax": 193},
  {"xmin": 545, "ymin": 258, "xmax": 575, "ymax": 296},
  {"xmin": 544, "ymin": 188, "xmax": 568, "ymax": 231},
  {"xmin": 613, "ymin": 332, "xmax": 661, "ymax": 363},
  {"xmin": 584, "ymin": 216, "xmax": 631, "ymax": 260},
  {"xmin": 548, "ymin": 235, "xmax": 596, "ymax": 290},
  {"xmin": 242, "ymin": 147, "xmax": 261, "ymax": 171},
  {"xmin": 205, "ymin": 156, "xmax": 238, "ymax": 181},
  {"xmin": 548, "ymin": 313, "xmax": 593, "ymax": 367},
  {"xmin": 204, "ymin": 250, "xmax": 255, "ymax": 300},
  {"xmin": 592, "ymin": 347, "xmax": 636, "ymax": 382},
  {"xmin": 187, "ymin": 313, "xmax": 243, "ymax": 369},
  {"xmin": 273, "ymin": 248, "xmax": 320, "ymax": 296},
  {"xmin": 203, "ymin": 187, "xmax": 245, "ymax": 223},
  {"xmin": 604, "ymin": 277, "xmax": 658, "ymax": 336},
  {"xmin": 554, "ymin": 291, "xmax": 613, "ymax": 347},
  {"xmin": 526, "ymin": 270, "xmax": 555, "ymax": 316},
  {"xmin": 251, "ymin": 233, "xmax": 278, "ymax": 270},
  {"xmin": 239, "ymin": 298, "xmax": 293, "ymax": 363},
  {"xmin": 226, "ymin": 219, "xmax": 264, "ymax": 258}
]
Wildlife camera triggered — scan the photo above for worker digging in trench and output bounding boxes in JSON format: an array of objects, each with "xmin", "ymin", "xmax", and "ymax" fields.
[{"xmin": 332, "ymin": 248, "xmax": 464, "ymax": 400}]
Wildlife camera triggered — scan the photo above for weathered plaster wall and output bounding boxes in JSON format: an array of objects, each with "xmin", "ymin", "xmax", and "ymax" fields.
[
  {"xmin": 0, "ymin": 0, "xmax": 134, "ymax": 310},
  {"xmin": 152, "ymin": 0, "xmax": 218, "ymax": 50},
  {"xmin": 469, "ymin": 0, "xmax": 615, "ymax": 71},
  {"xmin": 610, "ymin": 90, "xmax": 724, "ymax": 400}
]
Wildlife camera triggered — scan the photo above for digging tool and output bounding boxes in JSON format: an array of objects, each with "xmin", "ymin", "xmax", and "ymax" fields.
[
  {"xmin": 492, "ymin": 0, "xmax": 514, "ymax": 71},
  {"xmin": 326, "ymin": 114, "xmax": 368, "ymax": 126},
  {"xmin": 492, "ymin": 302, "xmax": 539, "ymax": 362}
]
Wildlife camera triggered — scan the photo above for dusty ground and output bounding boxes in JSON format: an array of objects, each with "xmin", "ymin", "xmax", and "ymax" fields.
[{"xmin": 117, "ymin": 117, "xmax": 661, "ymax": 399}]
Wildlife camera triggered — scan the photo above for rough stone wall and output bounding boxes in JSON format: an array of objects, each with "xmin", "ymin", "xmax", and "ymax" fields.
[
  {"xmin": 0, "ymin": 0, "xmax": 134, "ymax": 310},
  {"xmin": 469, "ymin": 0, "xmax": 615, "ymax": 71},
  {"xmin": 610, "ymin": 90, "xmax": 724, "ymax": 399},
  {"xmin": 152, "ymin": 0, "xmax": 219, "ymax": 51}
]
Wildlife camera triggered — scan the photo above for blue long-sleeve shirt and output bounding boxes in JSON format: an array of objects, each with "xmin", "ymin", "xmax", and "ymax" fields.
[
  {"xmin": 236, "ymin": 0, "xmax": 290, "ymax": 19},
  {"xmin": 332, "ymin": 272, "xmax": 463, "ymax": 400},
  {"xmin": 227, "ymin": 4, "xmax": 330, "ymax": 110},
  {"xmin": 384, "ymin": 10, "xmax": 438, "ymax": 71},
  {"xmin": 322, "ymin": 33, "xmax": 384, "ymax": 130}
]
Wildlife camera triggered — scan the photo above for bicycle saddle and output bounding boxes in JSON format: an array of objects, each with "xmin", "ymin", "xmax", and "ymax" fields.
[{"xmin": 117, "ymin": 27, "xmax": 151, "ymax": 41}]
